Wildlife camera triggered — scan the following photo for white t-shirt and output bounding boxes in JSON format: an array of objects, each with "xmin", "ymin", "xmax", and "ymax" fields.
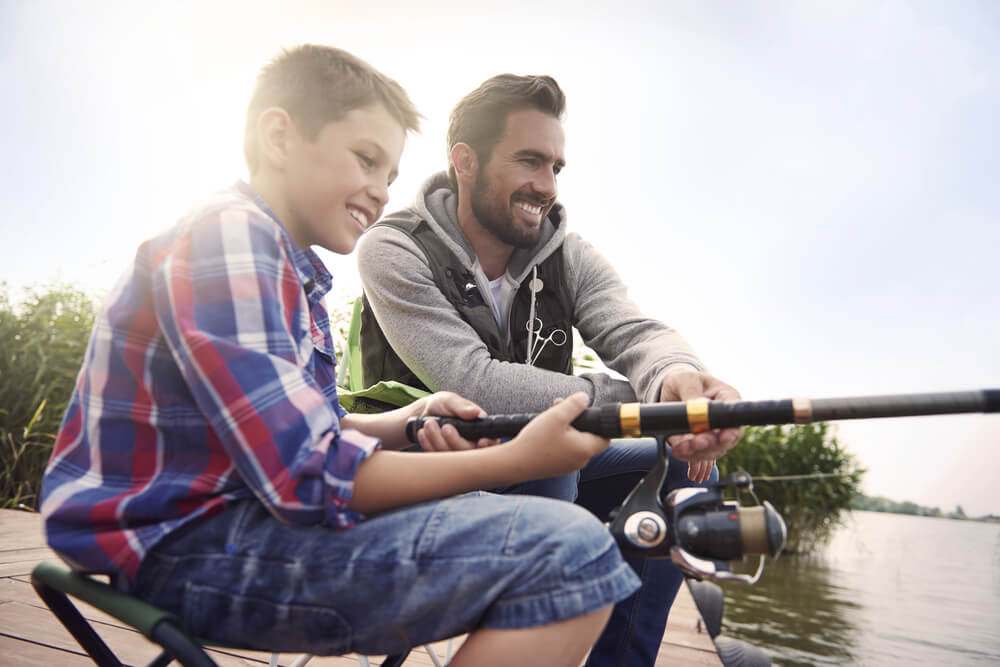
[{"xmin": 488, "ymin": 275, "xmax": 506, "ymax": 327}]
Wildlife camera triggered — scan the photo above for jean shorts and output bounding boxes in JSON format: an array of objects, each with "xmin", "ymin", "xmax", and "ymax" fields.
[{"xmin": 132, "ymin": 492, "xmax": 640, "ymax": 656}]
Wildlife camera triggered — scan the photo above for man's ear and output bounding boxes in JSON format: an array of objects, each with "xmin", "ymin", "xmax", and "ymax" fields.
[
  {"xmin": 256, "ymin": 107, "xmax": 295, "ymax": 170},
  {"xmin": 450, "ymin": 143, "xmax": 478, "ymax": 184}
]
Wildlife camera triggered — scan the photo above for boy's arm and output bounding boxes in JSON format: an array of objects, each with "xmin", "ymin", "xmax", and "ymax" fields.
[
  {"xmin": 152, "ymin": 213, "xmax": 376, "ymax": 527},
  {"xmin": 349, "ymin": 393, "xmax": 606, "ymax": 514}
]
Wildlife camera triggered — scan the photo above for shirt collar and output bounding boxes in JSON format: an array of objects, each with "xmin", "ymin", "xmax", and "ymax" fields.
[{"xmin": 234, "ymin": 181, "xmax": 333, "ymax": 304}]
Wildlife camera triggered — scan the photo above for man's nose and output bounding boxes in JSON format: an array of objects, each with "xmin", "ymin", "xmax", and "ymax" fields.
[{"xmin": 532, "ymin": 167, "xmax": 557, "ymax": 199}]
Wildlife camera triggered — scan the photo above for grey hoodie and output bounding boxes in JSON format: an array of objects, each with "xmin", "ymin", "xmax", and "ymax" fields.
[{"xmin": 356, "ymin": 172, "xmax": 705, "ymax": 414}]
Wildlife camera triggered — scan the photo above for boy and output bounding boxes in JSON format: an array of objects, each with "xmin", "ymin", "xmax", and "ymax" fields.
[{"xmin": 41, "ymin": 45, "xmax": 639, "ymax": 667}]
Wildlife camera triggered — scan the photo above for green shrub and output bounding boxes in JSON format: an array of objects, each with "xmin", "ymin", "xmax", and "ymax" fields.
[
  {"xmin": 0, "ymin": 283, "xmax": 96, "ymax": 509},
  {"xmin": 717, "ymin": 423, "xmax": 865, "ymax": 554}
]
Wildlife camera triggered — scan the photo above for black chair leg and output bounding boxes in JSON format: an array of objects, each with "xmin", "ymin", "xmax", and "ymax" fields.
[
  {"xmin": 148, "ymin": 620, "xmax": 218, "ymax": 667},
  {"xmin": 31, "ymin": 575, "xmax": 125, "ymax": 667},
  {"xmin": 381, "ymin": 649, "xmax": 411, "ymax": 667},
  {"xmin": 147, "ymin": 650, "xmax": 178, "ymax": 667}
]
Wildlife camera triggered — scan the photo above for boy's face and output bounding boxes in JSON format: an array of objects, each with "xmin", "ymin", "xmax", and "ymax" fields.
[{"xmin": 282, "ymin": 104, "xmax": 405, "ymax": 254}]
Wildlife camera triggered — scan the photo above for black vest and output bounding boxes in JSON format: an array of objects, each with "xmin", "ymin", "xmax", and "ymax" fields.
[{"xmin": 361, "ymin": 217, "xmax": 574, "ymax": 391}]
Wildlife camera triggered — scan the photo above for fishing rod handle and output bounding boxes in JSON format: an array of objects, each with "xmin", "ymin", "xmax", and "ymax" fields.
[
  {"xmin": 405, "ymin": 403, "xmax": 623, "ymax": 442},
  {"xmin": 404, "ymin": 389, "xmax": 1000, "ymax": 442}
]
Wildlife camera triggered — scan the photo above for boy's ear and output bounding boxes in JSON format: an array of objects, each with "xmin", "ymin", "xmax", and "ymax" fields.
[
  {"xmin": 450, "ymin": 143, "xmax": 478, "ymax": 185},
  {"xmin": 256, "ymin": 107, "xmax": 295, "ymax": 170}
]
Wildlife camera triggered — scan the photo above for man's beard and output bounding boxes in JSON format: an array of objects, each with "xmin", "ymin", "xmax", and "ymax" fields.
[{"xmin": 470, "ymin": 171, "xmax": 542, "ymax": 249}]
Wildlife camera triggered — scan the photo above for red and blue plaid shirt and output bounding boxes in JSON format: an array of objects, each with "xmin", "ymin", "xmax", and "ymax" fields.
[{"xmin": 41, "ymin": 182, "xmax": 380, "ymax": 582}]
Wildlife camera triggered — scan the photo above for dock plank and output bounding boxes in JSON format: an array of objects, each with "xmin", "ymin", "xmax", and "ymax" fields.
[{"xmin": 0, "ymin": 634, "xmax": 97, "ymax": 666}]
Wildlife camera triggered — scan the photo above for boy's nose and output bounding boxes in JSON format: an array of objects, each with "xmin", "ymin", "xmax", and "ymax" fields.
[{"xmin": 367, "ymin": 180, "xmax": 389, "ymax": 209}]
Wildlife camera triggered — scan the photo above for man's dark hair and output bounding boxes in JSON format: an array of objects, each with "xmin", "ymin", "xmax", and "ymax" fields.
[
  {"xmin": 446, "ymin": 74, "xmax": 566, "ymax": 188},
  {"xmin": 244, "ymin": 44, "xmax": 421, "ymax": 174}
]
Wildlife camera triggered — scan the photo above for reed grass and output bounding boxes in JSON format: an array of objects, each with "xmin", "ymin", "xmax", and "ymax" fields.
[{"xmin": 0, "ymin": 283, "xmax": 95, "ymax": 510}]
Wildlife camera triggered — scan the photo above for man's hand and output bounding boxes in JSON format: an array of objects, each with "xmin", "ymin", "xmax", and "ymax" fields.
[
  {"xmin": 412, "ymin": 392, "xmax": 501, "ymax": 452},
  {"xmin": 659, "ymin": 370, "xmax": 744, "ymax": 482}
]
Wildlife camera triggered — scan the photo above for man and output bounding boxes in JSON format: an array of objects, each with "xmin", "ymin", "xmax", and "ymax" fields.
[{"xmin": 357, "ymin": 74, "xmax": 742, "ymax": 666}]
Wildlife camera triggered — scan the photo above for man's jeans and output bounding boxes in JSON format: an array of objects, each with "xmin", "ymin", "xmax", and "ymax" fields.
[
  {"xmin": 132, "ymin": 493, "xmax": 640, "ymax": 656},
  {"xmin": 499, "ymin": 438, "xmax": 719, "ymax": 667}
]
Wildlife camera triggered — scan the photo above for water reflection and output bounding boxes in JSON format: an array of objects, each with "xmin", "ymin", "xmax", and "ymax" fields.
[
  {"xmin": 718, "ymin": 511, "xmax": 1000, "ymax": 666},
  {"xmin": 722, "ymin": 554, "xmax": 861, "ymax": 666}
]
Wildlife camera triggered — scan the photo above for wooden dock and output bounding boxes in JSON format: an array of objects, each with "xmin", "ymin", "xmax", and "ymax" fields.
[{"xmin": 0, "ymin": 509, "xmax": 721, "ymax": 666}]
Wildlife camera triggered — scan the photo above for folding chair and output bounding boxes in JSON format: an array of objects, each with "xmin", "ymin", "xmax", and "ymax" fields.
[{"xmin": 30, "ymin": 560, "xmax": 422, "ymax": 667}]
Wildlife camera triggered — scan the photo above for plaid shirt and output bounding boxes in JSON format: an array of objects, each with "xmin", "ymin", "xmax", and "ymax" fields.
[{"xmin": 41, "ymin": 182, "xmax": 380, "ymax": 582}]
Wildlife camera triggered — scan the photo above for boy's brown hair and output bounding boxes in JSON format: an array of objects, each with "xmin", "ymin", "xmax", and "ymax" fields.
[{"xmin": 244, "ymin": 45, "xmax": 421, "ymax": 174}]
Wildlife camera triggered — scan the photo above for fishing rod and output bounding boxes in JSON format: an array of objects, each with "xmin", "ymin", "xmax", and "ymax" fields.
[
  {"xmin": 407, "ymin": 389, "xmax": 998, "ymax": 584},
  {"xmin": 406, "ymin": 389, "xmax": 999, "ymax": 442}
]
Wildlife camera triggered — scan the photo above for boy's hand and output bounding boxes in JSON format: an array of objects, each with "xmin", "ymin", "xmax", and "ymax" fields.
[
  {"xmin": 413, "ymin": 392, "xmax": 501, "ymax": 452},
  {"xmin": 509, "ymin": 392, "xmax": 610, "ymax": 478}
]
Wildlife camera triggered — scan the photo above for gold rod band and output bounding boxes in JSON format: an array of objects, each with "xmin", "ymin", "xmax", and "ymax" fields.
[
  {"xmin": 620, "ymin": 403, "xmax": 642, "ymax": 437},
  {"xmin": 687, "ymin": 398, "xmax": 710, "ymax": 433},
  {"xmin": 792, "ymin": 397, "xmax": 813, "ymax": 424}
]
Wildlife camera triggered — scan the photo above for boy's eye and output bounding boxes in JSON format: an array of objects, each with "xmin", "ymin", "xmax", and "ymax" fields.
[{"xmin": 356, "ymin": 152, "xmax": 376, "ymax": 169}]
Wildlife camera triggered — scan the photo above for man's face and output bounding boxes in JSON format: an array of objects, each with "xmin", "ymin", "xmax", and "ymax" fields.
[
  {"xmin": 469, "ymin": 108, "xmax": 565, "ymax": 249},
  {"xmin": 282, "ymin": 104, "xmax": 405, "ymax": 254}
]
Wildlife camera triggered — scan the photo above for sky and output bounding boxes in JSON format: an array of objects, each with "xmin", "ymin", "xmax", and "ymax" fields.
[{"xmin": 2, "ymin": 1, "xmax": 998, "ymax": 515}]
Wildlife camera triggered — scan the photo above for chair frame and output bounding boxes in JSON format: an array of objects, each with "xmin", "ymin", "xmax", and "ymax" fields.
[{"xmin": 31, "ymin": 560, "xmax": 413, "ymax": 667}]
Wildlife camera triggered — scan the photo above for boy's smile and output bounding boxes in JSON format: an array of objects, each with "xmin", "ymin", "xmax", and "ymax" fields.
[{"xmin": 276, "ymin": 104, "xmax": 405, "ymax": 254}]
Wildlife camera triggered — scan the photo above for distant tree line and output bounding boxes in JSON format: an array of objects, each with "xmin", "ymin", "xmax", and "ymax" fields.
[
  {"xmin": 851, "ymin": 493, "xmax": 996, "ymax": 521},
  {"xmin": 851, "ymin": 493, "xmax": 945, "ymax": 517}
]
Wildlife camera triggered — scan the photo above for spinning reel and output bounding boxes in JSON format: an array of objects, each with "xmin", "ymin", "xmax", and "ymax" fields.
[{"xmin": 606, "ymin": 432, "xmax": 785, "ymax": 583}]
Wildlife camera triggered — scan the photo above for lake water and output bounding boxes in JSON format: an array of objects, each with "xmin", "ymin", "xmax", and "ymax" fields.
[{"xmin": 719, "ymin": 511, "xmax": 1000, "ymax": 665}]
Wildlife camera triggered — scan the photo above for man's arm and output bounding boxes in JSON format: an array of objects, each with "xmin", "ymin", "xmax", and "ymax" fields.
[
  {"xmin": 359, "ymin": 223, "xmax": 739, "ymax": 482},
  {"xmin": 563, "ymin": 234, "xmax": 743, "ymax": 481},
  {"xmin": 357, "ymin": 225, "xmax": 637, "ymax": 413},
  {"xmin": 563, "ymin": 233, "xmax": 707, "ymax": 404}
]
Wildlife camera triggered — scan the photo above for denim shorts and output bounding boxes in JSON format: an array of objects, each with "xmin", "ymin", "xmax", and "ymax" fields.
[
  {"xmin": 133, "ymin": 492, "xmax": 640, "ymax": 656},
  {"xmin": 495, "ymin": 437, "xmax": 719, "ymax": 667}
]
